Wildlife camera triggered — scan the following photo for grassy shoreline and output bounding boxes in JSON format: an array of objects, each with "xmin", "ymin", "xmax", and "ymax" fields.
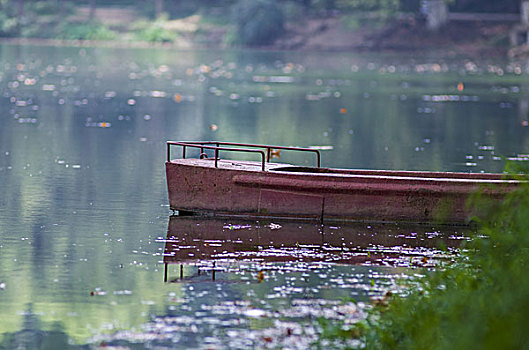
[{"xmin": 319, "ymin": 166, "xmax": 529, "ymax": 349}]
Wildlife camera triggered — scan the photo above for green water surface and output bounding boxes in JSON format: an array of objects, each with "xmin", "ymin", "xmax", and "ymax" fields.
[{"xmin": 0, "ymin": 44, "xmax": 527, "ymax": 348}]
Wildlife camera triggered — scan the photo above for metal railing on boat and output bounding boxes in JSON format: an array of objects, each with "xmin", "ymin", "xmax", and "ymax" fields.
[{"xmin": 167, "ymin": 141, "xmax": 321, "ymax": 171}]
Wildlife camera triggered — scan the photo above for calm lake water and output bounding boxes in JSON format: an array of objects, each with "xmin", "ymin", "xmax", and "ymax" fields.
[{"xmin": 0, "ymin": 43, "xmax": 527, "ymax": 349}]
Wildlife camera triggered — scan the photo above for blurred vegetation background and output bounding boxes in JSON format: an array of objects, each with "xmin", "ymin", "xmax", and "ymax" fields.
[{"xmin": 0, "ymin": 0, "xmax": 523, "ymax": 49}]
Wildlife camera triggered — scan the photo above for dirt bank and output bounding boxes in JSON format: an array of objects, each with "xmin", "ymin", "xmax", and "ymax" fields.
[{"xmin": 273, "ymin": 17, "xmax": 513, "ymax": 57}]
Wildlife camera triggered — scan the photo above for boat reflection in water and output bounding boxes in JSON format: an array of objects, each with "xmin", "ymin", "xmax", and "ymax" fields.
[{"xmin": 161, "ymin": 216, "xmax": 468, "ymax": 282}]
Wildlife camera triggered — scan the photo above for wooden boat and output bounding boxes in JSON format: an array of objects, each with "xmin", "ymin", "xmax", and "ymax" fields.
[{"xmin": 165, "ymin": 141, "xmax": 520, "ymax": 224}]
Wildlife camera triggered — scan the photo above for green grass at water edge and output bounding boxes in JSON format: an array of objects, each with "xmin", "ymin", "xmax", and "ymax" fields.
[{"xmin": 318, "ymin": 164, "xmax": 529, "ymax": 349}]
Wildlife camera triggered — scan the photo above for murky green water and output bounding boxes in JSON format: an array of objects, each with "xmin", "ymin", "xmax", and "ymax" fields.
[{"xmin": 0, "ymin": 44, "xmax": 527, "ymax": 348}]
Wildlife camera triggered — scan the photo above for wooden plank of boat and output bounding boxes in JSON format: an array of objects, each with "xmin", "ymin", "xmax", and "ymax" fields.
[{"xmin": 165, "ymin": 141, "xmax": 520, "ymax": 224}]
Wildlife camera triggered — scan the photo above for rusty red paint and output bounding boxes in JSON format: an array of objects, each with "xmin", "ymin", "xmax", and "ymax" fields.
[{"xmin": 165, "ymin": 141, "xmax": 520, "ymax": 224}]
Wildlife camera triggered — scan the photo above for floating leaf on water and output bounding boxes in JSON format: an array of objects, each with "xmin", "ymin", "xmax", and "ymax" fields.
[
  {"xmin": 263, "ymin": 336, "xmax": 273, "ymax": 343},
  {"xmin": 257, "ymin": 270, "xmax": 265, "ymax": 283},
  {"xmin": 90, "ymin": 288, "xmax": 106, "ymax": 296}
]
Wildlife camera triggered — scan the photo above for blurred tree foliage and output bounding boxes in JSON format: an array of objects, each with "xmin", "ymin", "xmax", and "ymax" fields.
[
  {"xmin": 449, "ymin": 0, "xmax": 519, "ymax": 13},
  {"xmin": 231, "ymin": 0, "xmax": 284, "ymax": 46},
  {"xmin": 0, "ymin": 0, "xmax": 522, "ymax": 42},
  {"xmin": 307, "ymin": 0, "xmax": 401, "ymax": 13},
  {"xmin": 0, "ymin": 0, "xmax": 22, "ymax": 36}
]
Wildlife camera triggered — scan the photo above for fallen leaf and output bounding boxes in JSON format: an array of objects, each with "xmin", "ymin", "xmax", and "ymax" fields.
[{"xmin": 257, "ymin": 270, "xmax": 265, "ymax": 283}]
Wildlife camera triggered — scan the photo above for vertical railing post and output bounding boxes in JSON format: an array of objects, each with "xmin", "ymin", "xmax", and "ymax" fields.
[
  {"xmin": 261, "ymin": 151, "xmax": 265, "ymax": 171},
  {"xmin": 168, "ymin": 141, "xmax": 322, "ymax": 169},
  {"xmin": 215, "ymin": 148, "xmax": 219, "ymax": 168}
]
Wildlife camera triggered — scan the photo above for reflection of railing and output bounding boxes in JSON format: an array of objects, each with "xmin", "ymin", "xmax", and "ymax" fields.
[
  {"xmin": 161, "ymin": 216, "xmax": 465, "ymax": 282},
  {"xmin": 166, "ymin": 141, "xmax": 321, "ymax": 171}
]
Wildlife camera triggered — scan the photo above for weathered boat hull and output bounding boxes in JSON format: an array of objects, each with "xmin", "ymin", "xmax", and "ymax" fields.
[{"xmin": 166, "ymin": 158, "xmax": 516, "ymax": 224}]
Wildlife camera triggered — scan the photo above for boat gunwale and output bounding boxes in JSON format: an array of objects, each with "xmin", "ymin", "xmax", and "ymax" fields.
[{"xmin": 167, "ymin": 158, "xmax": 522, "ymax": 185}]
